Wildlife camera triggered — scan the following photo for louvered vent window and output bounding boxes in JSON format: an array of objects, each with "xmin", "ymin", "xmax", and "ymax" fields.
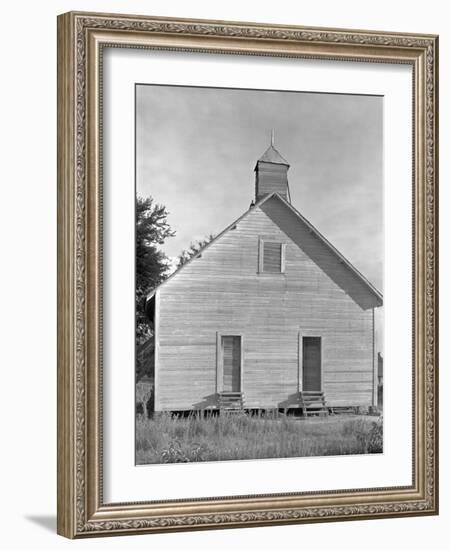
[{"xmin": 262, "ymin": 241, "xmax": 284, "ymax": 273}]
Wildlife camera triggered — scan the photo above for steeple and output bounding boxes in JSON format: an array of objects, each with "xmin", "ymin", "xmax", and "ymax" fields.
[{"xmin": 254, "ymin": 131, "xmax": 290, "ymax": 202}]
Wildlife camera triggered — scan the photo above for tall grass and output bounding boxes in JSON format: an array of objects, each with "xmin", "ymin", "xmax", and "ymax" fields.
[{"xmin": 136, "ymin": 413, "xmax": 382, "ymax": 465}]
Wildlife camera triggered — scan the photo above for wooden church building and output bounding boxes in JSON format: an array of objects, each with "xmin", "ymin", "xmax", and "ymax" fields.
[{"xmin": 146, "ymin": 138, "xmax": 382, "ymax": 415}]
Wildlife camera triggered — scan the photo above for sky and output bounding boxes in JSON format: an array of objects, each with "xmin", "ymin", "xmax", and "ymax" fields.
[{"xmin": 136, "ymin": 84, "xmax": 383, "ymax": 293}]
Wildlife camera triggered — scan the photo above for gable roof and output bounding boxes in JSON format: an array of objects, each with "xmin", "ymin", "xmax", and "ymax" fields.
[
  {"xmin": 146, "ymin": 192, "xmax": 383, "ymax": 309},
  {"xmin": 146, "ymin": 192, "xmax": 275, "ymax": 303}
]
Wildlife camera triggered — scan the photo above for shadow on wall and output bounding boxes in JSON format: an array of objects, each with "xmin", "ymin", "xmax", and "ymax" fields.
[
  {"xmin": 192, "ymin": 394, "xmax": 220, "ymax": 409},
  {"xmin": 261, "ymin": 197, "xmax": 382, "ymax": 310},
  {"xmin": 278, "ymin": 393, "xmax": 302, "ymax": 409}
]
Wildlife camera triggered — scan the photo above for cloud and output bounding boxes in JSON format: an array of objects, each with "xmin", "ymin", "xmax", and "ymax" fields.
[{"xmin": 136, "ymin": 84, "xmax": 383, "ymax": 289}]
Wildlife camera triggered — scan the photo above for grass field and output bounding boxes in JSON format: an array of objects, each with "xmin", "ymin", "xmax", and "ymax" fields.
[{"xmin": 136, "ymin": 412, "xmax": 382, "ymax": 465}]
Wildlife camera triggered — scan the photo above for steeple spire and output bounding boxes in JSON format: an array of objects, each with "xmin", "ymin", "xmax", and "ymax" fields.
[{"xmin": 255, "ymin": 132, "xmax": 289, "ymax": 166}]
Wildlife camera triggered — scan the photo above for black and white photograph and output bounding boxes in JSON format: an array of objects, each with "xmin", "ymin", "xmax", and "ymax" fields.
[
  {"xmin": 135, "ymin": 84, "xmax": 384, "ymax": 465},
  {"xmin": 1, "ymin": 0, "xmax": 442, "ymax": 544}
]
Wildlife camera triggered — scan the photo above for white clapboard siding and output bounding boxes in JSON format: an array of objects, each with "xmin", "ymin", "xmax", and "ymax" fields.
[{"xmin": 155, "ymin": 196, "xmax": 376, "ymax": 411}]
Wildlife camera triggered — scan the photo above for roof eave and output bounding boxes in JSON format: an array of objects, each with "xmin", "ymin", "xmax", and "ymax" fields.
[{"xmin": 254, "ymin": 160, "xmax": 290, "ymax": 170}]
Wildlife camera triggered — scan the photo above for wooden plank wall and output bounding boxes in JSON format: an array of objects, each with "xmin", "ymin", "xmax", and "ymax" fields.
[
  {"xmin": 155, "ymin": 197, "xmax": 376, "ymax": 411},
  {"xmin": 256, "ymin": 163, "xmax": 288, "ymax": 201}
]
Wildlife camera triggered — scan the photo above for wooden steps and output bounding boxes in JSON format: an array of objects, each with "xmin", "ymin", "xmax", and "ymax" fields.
[
  {"xmin": 218, "ymin": 391, "xmax": 245, "ymax": 413},
  {"xmin": 300, "ymin": 391, "xmax": 328, "ymax": 417}
]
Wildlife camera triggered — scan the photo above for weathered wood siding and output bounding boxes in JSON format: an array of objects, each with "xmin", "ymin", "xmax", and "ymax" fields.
[
  {"xmin": 255, "ymin": 162, "xmax": 289, "ymax": 201},
  {"xmin": 155, "ymin": 196, "xmax": 376, "ymax": 411}
]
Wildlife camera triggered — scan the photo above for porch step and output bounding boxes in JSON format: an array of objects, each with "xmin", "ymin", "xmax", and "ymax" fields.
[
  {"xmin": 218, "ymin": 392, "xmax": 245, "ymax": 412},
  {"xmin": 299, "ymin": 391, "xmax": 328, "ymax": 417}
]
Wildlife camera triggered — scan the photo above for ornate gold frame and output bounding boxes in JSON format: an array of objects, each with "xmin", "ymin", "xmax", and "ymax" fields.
[{"xmin": 57, "ymin": 11, "xmax": 439, "ymax": 538}]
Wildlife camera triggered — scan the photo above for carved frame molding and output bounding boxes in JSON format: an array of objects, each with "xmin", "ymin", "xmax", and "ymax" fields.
[{"xmin": 57, "ymin": 11, "xmax": 438, "ymax": 538}]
